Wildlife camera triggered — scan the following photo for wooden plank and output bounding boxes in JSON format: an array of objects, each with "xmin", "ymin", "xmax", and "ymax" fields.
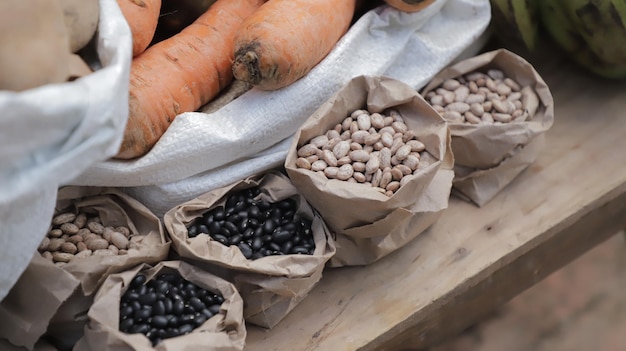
[{"xmin": 244, "ymin": 53, "xmax": 626, "ymax": 351}]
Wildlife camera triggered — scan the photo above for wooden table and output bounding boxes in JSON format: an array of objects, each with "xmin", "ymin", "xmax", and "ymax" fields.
[{"xmin": 243, "ymin": 47, "xmax": 626, "ymax": 350}]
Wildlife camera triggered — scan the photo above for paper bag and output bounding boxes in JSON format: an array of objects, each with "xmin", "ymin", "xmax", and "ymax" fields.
[
  {"xmin": 74, "ymin": 261, "xmax": 246, "ymax": 351},
  {"xmin": 285, "ymin": 75, "xmax": 454, "ymax": 267},
  {"xmin": 0, "ymin": 254, "xmax": 79, "ymax": 350},
  {"xmin": 39, "ymin": 187, "xmax": 169, "ymax": 349},
  {"xmin": 421, "ymin": 49, "xmax": 554, "ymax": 206},
  {"xmin": 164, "ymin": 171, "xmax": 335, "ymax": 328}
]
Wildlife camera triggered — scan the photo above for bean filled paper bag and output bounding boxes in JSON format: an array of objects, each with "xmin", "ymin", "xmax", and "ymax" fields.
[
  {"xmin": 285, "ymin": 75, "xmax": 454, "ymax": 267},
  {"xmin": 164, "ymin": 171, "xmax": 335, "ymax": 328},
  {"xmin": 421, "ymin": 49, "xmax": 554, "ymax": 206},
  {"xmin": 74, "ymin": 261, "xmax": 246, "ymax": 351}
]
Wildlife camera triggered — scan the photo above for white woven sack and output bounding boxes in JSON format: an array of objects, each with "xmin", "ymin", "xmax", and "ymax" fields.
[
  {"xmin": 75, "ymin": 0, "xmax": 492, "ymax": 217},
  {"xmin": 0, "ymin": 0, "xmax": 132, "ymax": 300}
]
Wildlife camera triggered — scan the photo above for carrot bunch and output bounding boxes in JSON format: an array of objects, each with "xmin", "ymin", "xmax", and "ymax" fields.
[
  {"xmin": 116, "ymin": 0, "xmax": 265, "ymax": 159},
  {"xmin": 116, "ymin": 0, "xmax": 363, "ymax": 159}
]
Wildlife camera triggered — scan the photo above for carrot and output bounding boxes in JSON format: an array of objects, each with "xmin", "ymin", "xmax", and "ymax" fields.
[
  {"xmin": 383, "ymin": 0, "xmax": 436, "ymax": 13},
  {"xmin": 231, "ymin": 0, "xmax": 357, "ymax": 91},
  {"xmin": 116, "ymin": 0, "xmax": 162, "ymax": 57},
  {"xmin": 116, "ymin": 0, "xmax": 265, "ymax": 159}
]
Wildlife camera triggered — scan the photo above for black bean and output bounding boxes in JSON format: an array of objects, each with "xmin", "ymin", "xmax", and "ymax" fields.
[
  {"xmin": 248, "ymin": 218, "xmax": 260, "ymax": 228},
  {"xmin": 225, "ymin": 194, "xmax": 240, "ymax": 210},
  {"xmin": 218, "ymin": 226, "xmax": 232, "ymax": 237},
  {"xmin": 194, "ymin": 313, "xmax": 208, "ymax": 326},
  {"xmin": 252, "ymin": 252, "xmax": 264, "ymax": 260},
  {"xmin": 187, "ymin": 225, "xmax": 198, "ymax": 237},
  {"xmin": 203, "ymin": 214, "xmax": 214, "ymax": 226},
  {"xmin": 233, "ymin": 200, "xmax": 247, "ymax": 213},
  {"xmin": 151, "ymin": 337, "xmax": 162, "ymax": 346},
  {"xmin": 222, "ymin": 221, "xmax": 238, "ymax": 234},
  {"xmin": 258, "ymin": 201, "xmax": 271, "ymax": 211},
  {"xmin": 247, "ymin": 205, "xmax": 261, "ymax": 219},
  {"xmin": 134, "ymin": 307, "xmax": 151, "ymax": 322},
  {"xmin": 138, "ymin": 292, "xmax": 157, "ymax": 305},
  {"xmin": 269, "ymin": 208, "xmax": 282, "ymax": 220},
  {"xmin": 163, "ymin": 298, "xmax": 173, "ymax": 314},
  {"xmin": 212, "ymin": 206, "xmax": 225, "ymax": 221},
  {"xmin": 227, "ymin": 234, "xmax": 241, "ymax": 245},
  {"xmin": 119, "ymin": 317, "xmax": 134, "ymax": 332},
  {"xmin": 157, "ymin": 273, "xmax": 179, "ymax": 283},
  {"xmin": 202, "ymin": 294, "xmax": 214, "ymax": 306},
  {"xmin": 206, "ymin": 220, "xmax": 220, "ymax": 235},
  {"xmin": 253, "ymin": 226, "xmax": 264, "ymax": 238},
  {"xmin": 281, "ymin": 241, "xmax": 293, "ymax": 254},
  {"xmin": 151, "ymin": 315, "xmax": 169, "ymax": 328},
  {"xmin": 197, "ymin": 224, "xmax": 209, "ymax": 235},
  {"xmin": 172, "ymin": 299, "xmax": 184, "ymax": 315},
  {"xmin": 188, "ymin": 297, "xmax": 204, "ymax": 311},
  {"xmin": 242, "ymin": 227, "xmax": 255, "ymax": 239},
  {"xmin": 132, "ymin": 323, "xmax": 150, "ymax": 335},
  {"xmin": 238, "ymin": 242, "xmax": 253, "ymax": 259},
  {"xmin": 130, "ymin": 274, "xmax": 147, "ymax": 288},
  {"xmin": 262, "ymin": 220, "xmax": 276, "ymax": 234},
  {"xmin": 167, "ymin": 315, "xmax": 179, "ymax": 327},
  {"xmin": 120, "ymin": 304, "xmax": 133, "ymax": 319},
  {"xmin": 183, "ymin": 304, "xmax": 196, "ymax": 315},
  {"xmin": 262, "ymin": 234, "xmax": 273, "ymax": 243},
  {"xmin": 123, "ymin": 291, "xmax": 139, "ymax": 302},
  {"xmin": 137, "ymin": 284, "xmax": 148, "ymax": 296},
  {"xmin": 279, "ymin": 198, "xmax": 297, "ymax": 211},
  {"xmin": 164, "ymin": 327, "xmax": 179, "ymax": 338},
  {"xmin": 146, "ymin": 328, "xmax": 159, "ymax": 340},
  {"xmin": 208, "ymin": 304, "xmax": 221, "ymax": 315},
  {"xmin": 130, "ymin": 300, "xmax": 141, "ymax": 312},
  {"xmin": 179, "ymin": 323, "xmax": 194, "ymax": 335},
  {"xmin": 227, "ymin": 213, "xmax": 242, "ymax": 224},
  {"xmin": 180, "ymin": 314, "xmax": 195, "ymax": 324},
  {"xmin": 212, "ymin": 234, "xmax": 228, "ymax": 245},
  {"xmin": 268, "ymin": 242, "xmax": 281, "ymax": 252},
  {"xmin": 200, "ymin": 308, "xmax": 214, "ymax": 319},
  {"xmin": 150, "ymin": 300, "xmax": 164, "ymax": 316},
  {"xmin": 292, "ymin": 246, "xmax": 310, "ymax": 254},
  {"xmin": 272, "ymin": 230, "xmax": 292, "ymax": 244}
]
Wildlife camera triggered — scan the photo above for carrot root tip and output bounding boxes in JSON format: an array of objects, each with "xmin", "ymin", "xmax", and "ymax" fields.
[{"xmin": 233, "ymin": 49, "xmax": 262, "ymax": 85}]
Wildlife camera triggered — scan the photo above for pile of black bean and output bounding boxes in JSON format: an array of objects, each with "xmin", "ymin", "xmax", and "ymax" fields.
[
  {"xmin": 119, "ymin": 272, "xmax": 224, "ymax": 346},
  {"xmin": 186, "ymin": 187, "xmax": 316, "ymax": 259}
]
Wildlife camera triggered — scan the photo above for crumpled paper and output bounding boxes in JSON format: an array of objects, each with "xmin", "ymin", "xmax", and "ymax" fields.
[
  {"xmin": 0, "ymin": 0, "xmax": 132, "ymax": 301},
  {"xmin": 72, "ymin": 0, "xmax": 491, "ymax": 217}
]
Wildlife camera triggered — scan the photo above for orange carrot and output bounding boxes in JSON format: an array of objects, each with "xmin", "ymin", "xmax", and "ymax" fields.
[
  {"xmin": 116, "ymin": 0, "xmax": 266, "ymax": 159},
  {"xmin": 116, "ymin": 0, "xmax": 162, "ymax": 57},
  {"xmin": 231, "ymin": 0, "xmax": 357, "ymax": 91},
  {"xmin": 383, "ymin": 0, "xmax": 436, "ymax": 13}
]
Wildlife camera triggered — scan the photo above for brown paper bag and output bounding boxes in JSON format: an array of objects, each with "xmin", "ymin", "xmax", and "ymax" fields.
[
  {"xmin": 74, "ymin": 261, "xmax": 246, "ymax": 351},
  {"xmin": 421, "ymin": 49, "xmax": 554, "ymax": 206},
  {"xmin": 35, "ymin": 187, "xmax": 170, "ymax": 349},
  {"xmin": 0, "ymin": 254, "xmax": 79, "ymax": 350},
  {"xmin": 163, "ymin": 171, "xmax": 336, "ymax": 328},
  {"xmin": 284, "ymin": 75, "xmax": 454, "ymax": 267}
]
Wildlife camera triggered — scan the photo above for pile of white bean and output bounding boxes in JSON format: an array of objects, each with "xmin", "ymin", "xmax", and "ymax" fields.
[
  {"xmin": 426, "ymin": 69, "xmax": 538, "ymax": 124},
  {"xmin": 295, "ymin": 109, "xmax": 431, "ymax": 197},
  {"xmin": 38, "ymin": 211, "xmax": 136, "ymax": 265}
]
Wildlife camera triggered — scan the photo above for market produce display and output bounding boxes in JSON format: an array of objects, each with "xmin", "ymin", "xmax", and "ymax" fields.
[{"xmin": 490, "ymin": 0, "xmax": 626, "ymax": 79}]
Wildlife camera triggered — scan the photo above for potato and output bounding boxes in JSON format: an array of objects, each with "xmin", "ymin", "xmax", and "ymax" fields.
[
  {"xmin": 60, "ymin": 0, "xmax": 99, "ymax": 53},
  {"xmin": 0, "ymin": 0, "xmax": 71, "ymax": 91}
]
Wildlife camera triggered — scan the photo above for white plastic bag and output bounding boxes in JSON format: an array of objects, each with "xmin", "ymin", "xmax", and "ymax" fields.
[
  {"xmin": 75, "ymin": 0, "xmax": 491, "ymax": 217},
  {"xmin": 0, "ymin": 0, "xmax": 132, "ymax": 300}
]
